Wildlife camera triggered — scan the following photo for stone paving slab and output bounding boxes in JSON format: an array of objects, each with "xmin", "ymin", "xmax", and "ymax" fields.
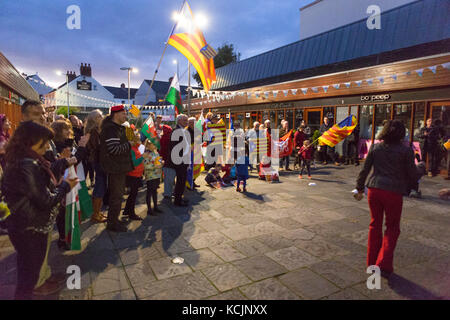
[{"xmin": 1, "ymin": 163, "xmax": 449, "ymax": 300}]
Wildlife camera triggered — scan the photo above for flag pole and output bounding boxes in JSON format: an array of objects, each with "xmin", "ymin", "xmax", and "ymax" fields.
[
  {"xmin": 141, "ymin": 0, "xmax": 186, "ymax": 111},
  {"xmin": 188, "ymin": 62, "xmax": 191, "ymax": 116}
]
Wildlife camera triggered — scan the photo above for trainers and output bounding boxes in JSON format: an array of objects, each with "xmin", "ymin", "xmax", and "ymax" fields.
[{"xmin": 128, "ymin": 213, "xmax": 143, "ymax": 221}]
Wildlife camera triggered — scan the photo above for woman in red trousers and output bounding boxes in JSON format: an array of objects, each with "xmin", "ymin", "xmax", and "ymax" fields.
[{"xmin": 356, "ymin": 120, "xmax": 418, "ymax": 277}]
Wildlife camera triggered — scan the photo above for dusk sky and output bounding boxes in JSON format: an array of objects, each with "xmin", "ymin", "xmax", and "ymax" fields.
[{"xmin": 1, "ymin": 0, "xmax": 315, "ymax": 89}]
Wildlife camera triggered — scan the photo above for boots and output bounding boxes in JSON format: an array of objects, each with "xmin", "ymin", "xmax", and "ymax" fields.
[{"xmin": 91, "ymin": 197, "xmax": 107, "ymax": 223}]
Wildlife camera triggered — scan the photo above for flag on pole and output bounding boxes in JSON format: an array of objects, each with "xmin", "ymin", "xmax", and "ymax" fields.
[
  {"xmin": 318, "ymin": 115, "xmax": 357, "ymax": 147},
  {"xmin": 229, "ymin": 112, "xmax": 234, "ymax": 130},
  {"xmin": 166, "ymin": 73, "xmax": 183, "ymax": 115},
  {"xmin": 272, "ymin": 130, "xmax": 294, "ymax": 158},
  {"xmin": 64, "ymin": 165, "xmax": 82, "ymax": 251},
  {"xmin": 130, "ymin": 104, "xmax": 141, "ymax": 117},
  {"xmin": 168, "ymin": 1, "xmax": 216, "ymax": 91},
  {"xmin": 142, "ymin": 115, "xmax": 161, "ymax": 149},
  {"xmin": 75, "ymin": 163, "xmax": 93, "ymax": 220}
]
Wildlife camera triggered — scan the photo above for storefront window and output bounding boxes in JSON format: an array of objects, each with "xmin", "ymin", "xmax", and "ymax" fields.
[
  {"xmin": 360, "ymin": 105, "xmax": 373, "ymax": 139},
  {"xmin": 286, "ymin": 109, "xmax": 294, "ymax": 130},
  {"xmin": 374, "ymin": 104, "xmax": 391, "ymax": 139},
  {"xmin": 269, "ymin": 110, "xmax": 276, "ymax": 128},
  {"xmin": 323, "ymin": 107, "xmax": 335, "ymax": 124},
  {"xmin": 262, "ymin": 110, "xmax": 269, "ymax": 122},
  {"xmin": 413, "ymin": 102, "xmax": 426, "ymax": 142},
  {"xmin": 295, "ymin": 109, "xmax": 304, "ymax": 129},
  {"xmin": 393, "ymin": 103, "xmax": 412, "ymax": 141},
  {"xmin": 335, "ymin": 107, "xmax": 349, "ymax": 155},
  {"xmin": 350, "ymin": 106, "xmax": 358, "ymax": 118},
  {"xmin": 237, "ymin": 113, "xmax": 244, "ymax": 129},
  {"xmin": 277, "ymin": 110, "xmax": 285, "ymax": 128}
]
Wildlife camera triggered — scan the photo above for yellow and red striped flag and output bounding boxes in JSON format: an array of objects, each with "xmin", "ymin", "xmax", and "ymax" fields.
[
  {"xmin": 168, "ymin": 1, "xmax": 216, "ymax": 92},
  {"xmin": 318, "ymin": 115, "xmax": 357, "ymax": 147}
]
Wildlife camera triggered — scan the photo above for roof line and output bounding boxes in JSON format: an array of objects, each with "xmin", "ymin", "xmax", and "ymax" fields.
[
  {"xmin": 235, "ymin": 52, "xmax": 450, "ymax": 92},
  {"xmin": 300, "ymin": 0, "xmax": 323, "ymax": 12},
  {"xmin": 218, "ymin": 0, "xmax": 424, "ymax": 68}
]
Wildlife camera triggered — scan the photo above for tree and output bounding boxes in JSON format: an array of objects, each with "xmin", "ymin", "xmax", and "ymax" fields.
[
  {"xmin": 56, "ymin": 106, "xmax": 80, "ymax": 116},
  {"xmin": 193, "ymin": 43, "xmax": 241, "ymax": 88}
]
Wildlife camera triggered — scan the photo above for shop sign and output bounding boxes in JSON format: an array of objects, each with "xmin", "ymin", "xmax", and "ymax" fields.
[
  {"xmin": 77, "ymin": 80, "xmax": 92, "ymax": 91},
  {"xmin": 361, "ymin": 94, "xmax": 390, "ymax": 102}
]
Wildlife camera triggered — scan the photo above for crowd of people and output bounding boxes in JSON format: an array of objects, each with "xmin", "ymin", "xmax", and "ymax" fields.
[{"xmin": 0, "ymin": 100, "xmax": 449, "ymax": 299}]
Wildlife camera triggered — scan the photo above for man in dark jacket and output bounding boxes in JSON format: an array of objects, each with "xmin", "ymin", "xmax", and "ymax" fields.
[
  {"xmin": 319, "ymin": 117, "xmax": 339, "ymax": 165},
  {"xmin": 166, "ymin": 114, "xmax": 190, "ymax": 206},
  {"xmin": 417, "ymin": 118, "xmax": 443, "ymax": 176},
  {"xmin": 343, "ymin": 124, "xmax": 360, "ymax": 166},
  {"xmin": 99, "ymin": 105, "xmax": 133, "ymax": 232}
]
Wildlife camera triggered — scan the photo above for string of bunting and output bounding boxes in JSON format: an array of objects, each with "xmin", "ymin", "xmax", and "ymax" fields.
[{"xmin": 188, "ymin": 62, "xmax": 450, "ymax": 106}]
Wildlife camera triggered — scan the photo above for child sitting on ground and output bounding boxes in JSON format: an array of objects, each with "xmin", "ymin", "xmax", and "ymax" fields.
[
  {"xmin": 123, "ymin": 131, "xmax": 145, "ymax": 220},
  {"xmin": 298, "ymin": 140, "xmax": 313, "ymax": 180},
  {"xmin": 205, "ymin": 164, "xmax": 225, "ymax": 188},
  {"xmin": 258, "ymin": 155, "xmax": 280, "ymax": 183},
  {"xmin": 143, "ymin": 140, "xmax": 164, "ymax": 216}
]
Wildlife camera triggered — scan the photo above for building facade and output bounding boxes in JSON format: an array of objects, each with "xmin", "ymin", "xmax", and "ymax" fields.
[{"xmin": 189, "ymin": 0, "xmax": 450, "ymax": 175}]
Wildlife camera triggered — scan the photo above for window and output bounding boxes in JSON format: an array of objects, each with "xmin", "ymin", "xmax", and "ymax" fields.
[
  {"xmin": 360, "ymin": 105, "xmax": 373, "ymax": 139},
  {"xmin": 323, "ymin": 107, "xmax": 335, "ymax": 124},
  {"xmin": 277, "ymin": 110, "xmax": 285, "ymax": 128},
  {"xmin": 374, "ymin": 104, "xmax": 391, "ymax": 139},
  {"xmin": 286, "ymin": 109, "xmax": 294, "ymax": 131},
  {"xmin": 393, "ymin": 103, "xmax": 412, "ymax": 141},
  {"xmin": 295, "ymin": 109, "xmax": 304, "ymax": 129}
]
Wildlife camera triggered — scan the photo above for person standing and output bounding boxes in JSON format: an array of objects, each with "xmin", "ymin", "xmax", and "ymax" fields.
[
  {"xmin": 300, "ymin": 120, "xmax": 311, "ymax": 139},
  {"xmin": 0, "ymin": 114, "xmax": 11, "ymax": 168},
  {"xmin": 319, "ymin": 117, "xmax": 339, "ymax": 166},
  {"xmin": 355, "ymin": 120, "xmax": 418, "ymax": 276},
  {"xmin": 1, "ymin": 121, "xmax": 78, "ymax": 299},
  {"xmin": 143, "ymin": 140, "xmax": 163, "ymax": 215},
  {"xmin": 343, "ymin": 124, "xmax": 360, "ymax": 166},
  {"xmin": 246, "ymin": 121, "xmax": 261, "ymax": 170},
  {"xmin": 279, "ymin": 120, "xmax": 293, "ymax": 171},
  {"xmin": 84, "ymin": 110, "xmax": 107, "ymax": 223},
  {"xmin": 123, "ymin": 131, "xmax": 144, "ymax": 221},
  {"xmin": 99, "ymin": 105, "xmax": 133, "ymax": 232},
  {"xmin": 167, "ymin": 114, "xmax": 190, "ymax": 207}
]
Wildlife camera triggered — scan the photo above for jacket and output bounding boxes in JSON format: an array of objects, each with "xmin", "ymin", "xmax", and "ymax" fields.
[
  {"xmin": 86, "ymin": 128, "xmax": 101, "ymax": 164},
  {"xmin": 166, "ymin": 125, "xmax": 190, "ymax": 170},
  {"xmin": 54, "ymin": 139, "xmax": 87, "ymax": 165},
  {"xmin": 1, "ymin": 158, "xmax": 70, "ymax": 233},
  {"xmin": 294, "ymin": 131, "xmax": 306, "ymax": 150},
  {"xmin": 356, "ymin": 142, "xmax": 418, "ymax": 196},
  {"xmin": 417, "ymin": 126, "xmax": 442, "ymax": 152},
  {"xmin": 127, "ymin": 144, "xmax": 144, "ymax": 178},
  {"xmin": 143, "ymin": 150, "xmax": 162, "ymax": 181},
  {"xmin": 299, "ymin": 146, "xmax": 313, "ymax": 160},
  {"xmin": 320, "ymin": 122, "xmax": 332, "ymax": 135},
  {"xmin": 160, "ymin": 125, "xmax": 173, "ymax": 165},
  {"xmin": 99, "ymin": 116, "xmax": 133, "ymax": 174}
]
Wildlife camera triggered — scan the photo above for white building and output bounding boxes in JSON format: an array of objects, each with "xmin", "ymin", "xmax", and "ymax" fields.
[
  {"xmin": 44, "ymin": 63, "xmax": 115, "ymax": 117},
  {"xmin": 300, "ymin": 0, "xmax": 417, "ymax": 40}
]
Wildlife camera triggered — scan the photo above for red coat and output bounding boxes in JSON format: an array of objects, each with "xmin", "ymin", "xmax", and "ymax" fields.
[
  {"xmin": 294, "ymin": 131, "xmax": 306, "ymax": 150},
  {"xmin": 160, "ymin": 125, "xmax": 173, "ymax": 165},
  {"xmin": 299, "ymin": 146, "xmax": 313, "ymax": 160}
]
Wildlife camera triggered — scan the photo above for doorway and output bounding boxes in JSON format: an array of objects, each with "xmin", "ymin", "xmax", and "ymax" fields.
[
  {"xmin": 430, "ymin": 102, "xmax": 450, "ymax": 177},
  {"xmin": 305, "ymin": 108, "xmax": 323, "ymax": 135}
]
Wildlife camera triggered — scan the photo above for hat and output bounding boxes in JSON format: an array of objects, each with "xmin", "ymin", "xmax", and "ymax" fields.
[{"xmin": 111, "ymin": 105, "xmax": 125, "ymax": 113}]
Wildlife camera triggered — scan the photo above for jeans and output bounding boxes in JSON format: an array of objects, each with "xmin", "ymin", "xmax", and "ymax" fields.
[
  {"xmin": 163, "ymin": 167, "xmax": 176, "ymax": 198},
  {"xmin": 93, "ymin": 162, "xmax": 107, "ymax": 199},
  {"xmin": 146, "ymin": 179, "xmax": 160, "ymax": 211},
  {"xmin": 281, "ymin": 155, "xmax": 290, "ymax": 170},
  {"xmin": 8, "ymin": 228, "xmax": 48, "ymax": 300},
  {"xmin": 107, "ymin": 173, "xmax": 126, "ymax": 226},
  {"xmin": 367, "ymin": 188, "xmax": 403, "ymax": 273},
  {"xmin": 174, "ymin": 167, "xmax": 187, "ymax": 203},
  {"xmin": 124, "ymin": 176, "xmax": 142, "ymax": 216}
]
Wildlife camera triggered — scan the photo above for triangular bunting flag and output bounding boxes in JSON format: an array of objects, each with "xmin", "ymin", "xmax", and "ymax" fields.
[
  {"xmin": 344, "ymin": 82, "xmax": 351, "ymax": 88},
  {"xmin": 391, "ymin": 74, "xmax": 398, "ymax": 81},
  {"xmin": 428, "ymin": 65, "xmax": 437, "ymax": 74},
  {"xmin": 291, "ymin": 89, "xmax": 298, "ymax": 95},
  {"xmin": 301, "ymin": 88, "xmax": 308, "ymax": 95},
  {"xmin": 404, "ymin": 71, "xmax": 411, "ymax": 76},
  {"xmin": 366, "ymin": 79, "xmax": 373, "ymax": 85},
  {"xmin": 378, "ymin": 77, "xmax": 385, "ymax": 84},
  {"xmin": 355, "ymin": 80, "xmax": 362, "ymax": 87},
  {"xmin": 311, "ymin": 87, "xmax": 318, "ymax": 93},
  {"xmin": 322, "ymin": 85, "xmax": 329, "ymax": 93},
  {"xmin": 415, "ymin": 69, "xmax": 424, "ymax": 77},
  {"xmin": 273, "ymin": 91, "xmax": 278, "ymax": 98},
  {"xmin": 442, "ymin": 62, "xmax": 450, "ymax": 70},
  {"xmin": 333, "ymin": 84, "xmax": 340, "ymax": 89},
  {"xmin": 264, "ymin": 91, "xmax": 269, "ymax": 99},
  {"xmin": 283, "ymin": 90, "xmax": 289, "ymax": 97}
]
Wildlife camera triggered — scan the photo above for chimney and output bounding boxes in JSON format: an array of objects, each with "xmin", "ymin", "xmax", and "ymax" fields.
[
  {"xmin": 80, "ymin": 63, "xmax": 92, "ymax": 77},
  {"xmin": 66, "ymin": 71, "xmax": 77, "ymax": 83},
  {"xmin": 120, "ymin": 83, "xmax": 126, "ymax": 89}
]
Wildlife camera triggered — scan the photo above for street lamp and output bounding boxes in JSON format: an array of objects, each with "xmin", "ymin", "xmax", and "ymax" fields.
[
  {"xmin": 120, "ymin": 67, "xmax": 138, "ymax": 107},
  {"xmin": 56, "ymin": 70, "xmax": 70, "ymax": 117}
]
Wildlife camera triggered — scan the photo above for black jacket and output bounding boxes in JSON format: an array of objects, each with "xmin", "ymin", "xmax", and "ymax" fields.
[
  {"xmin": 44, "ymin": 140, "xmax": 69, "ymax": 181},
  {"xmin": 99, "ymin": 117, "xmax": 133, "ymax": 174},
  {"xmin": 356, "ymin": 142, "xmax": 418, "ymax": 196},
  {"xmin": 319, "ymin": 122, "xmax": 332, "ymax": 134},
  {"xmin": 1, "ymin": 158, "xmax": 70, "ymax": 232},
  {"xmin": 417, "ymin": 126, "xmax": 443, "ymax": 152},
  {"xmin": 54, "ymin": 139, "xmax": 87, "ymax": 166},
  {"xmin": 166, "ymin": 125, "xmax": 190, "ymax": 170}
]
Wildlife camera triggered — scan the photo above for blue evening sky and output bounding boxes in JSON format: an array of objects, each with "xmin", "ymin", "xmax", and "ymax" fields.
[{"xmin": 0, "ymin": 0, "xmax": 315, "ymax": 89}]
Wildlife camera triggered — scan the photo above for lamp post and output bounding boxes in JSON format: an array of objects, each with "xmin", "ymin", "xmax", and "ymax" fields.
[
  {"xmin": 56, "ymin": 70, "xmax": 69, "ymax": 117},
  {"xmin": 120, "ymin": 67, "xmax": 138, "ymax": 107}
]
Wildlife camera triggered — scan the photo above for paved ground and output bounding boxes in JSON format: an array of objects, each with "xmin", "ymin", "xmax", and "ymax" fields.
[{"xmin": 1, "ymin": 163, "xmax": 449, "ymax": 300}]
